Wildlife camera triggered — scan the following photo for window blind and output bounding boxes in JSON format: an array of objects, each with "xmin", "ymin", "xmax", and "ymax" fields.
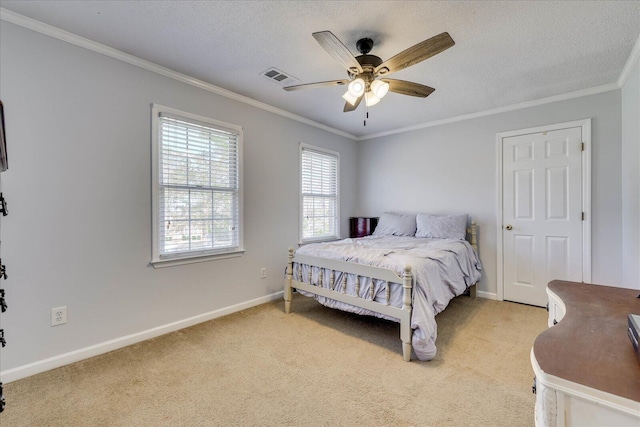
[
  {"xmin": 158, "ymin": 113, "xmax": 240, "ymax": 257},
  {"xmin": 301, "ymin": 146, "xmax": 339, "ymax": 241}
]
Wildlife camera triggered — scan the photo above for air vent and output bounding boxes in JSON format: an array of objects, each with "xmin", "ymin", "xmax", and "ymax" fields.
[{"xmin": 261, "ymin": 67, "xmax": 298, "ymax": 86}]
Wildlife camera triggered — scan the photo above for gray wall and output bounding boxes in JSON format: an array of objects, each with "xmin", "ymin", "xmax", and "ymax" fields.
[
  {"xmin": 621, "ymin": 58, "xmax": 640, "ymax": 288},
  {"xmin": 1, "ymin": 17, "xmax": 637, "ymax": 379},
  {"xmin": 0, "ymin": 22, "xmax": 357, "ymax": 372},
  {"xmin": 356, "ymin": 91, "xmax": 624, "ymax": 295}
]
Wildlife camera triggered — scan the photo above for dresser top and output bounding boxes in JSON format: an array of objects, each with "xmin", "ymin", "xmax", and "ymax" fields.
[{"xmin": 533, "ymin": 280, "xmax": 640, "ymax": 402}]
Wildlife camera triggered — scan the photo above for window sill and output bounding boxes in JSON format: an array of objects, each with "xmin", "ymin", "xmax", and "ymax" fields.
[{"xmin": 151, "ymin": 249, "xmax": 245, "ymax": 268}]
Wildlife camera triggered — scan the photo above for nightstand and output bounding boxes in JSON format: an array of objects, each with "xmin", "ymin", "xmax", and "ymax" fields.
[{"xmin": 349, "ymin": 217, "xmax": 378, "ymax": 238}]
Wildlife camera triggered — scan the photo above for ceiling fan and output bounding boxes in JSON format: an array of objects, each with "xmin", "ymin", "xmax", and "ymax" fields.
[{"xmin": 284, "ymin": 31, "xmax": 455, "ymax": 112}]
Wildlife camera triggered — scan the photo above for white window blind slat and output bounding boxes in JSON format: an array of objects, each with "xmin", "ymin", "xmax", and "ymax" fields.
[
  {"xmin": 300, "ymin": 146, "xmax": 339, "ymax": 241},
  {"xmin": 156, "ymin": 111, "xmax": 241, "ymax": 259}
]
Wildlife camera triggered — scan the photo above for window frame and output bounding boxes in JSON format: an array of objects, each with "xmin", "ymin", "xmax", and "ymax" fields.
[
  {"xmin": 151, "ymin": 104, "xmax": 244, "ymax": 268},
  {"xmin": 299, "ymin": 143, "xmax": 340, "ymax": 244}
]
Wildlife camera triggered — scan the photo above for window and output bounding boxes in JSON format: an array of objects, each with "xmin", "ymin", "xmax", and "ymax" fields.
[
  {"xmin": 300, "ymin": 144, "xmax": 339, "ymax": 242},
  {"xmin": 151, "ymin": 105, "xmax": 243, "ymax": 266}
]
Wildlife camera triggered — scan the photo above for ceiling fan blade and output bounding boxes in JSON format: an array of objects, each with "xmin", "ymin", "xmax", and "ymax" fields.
[
  {"xmin": 283, "ymin": 79, "xmax": 350, "ymax": 91},
  {"xmin": 382, "ymin": 79, "xmax": 435, "ymax": 97},
  {"xmin": 343, "ymin": 94, "xmax": 363, "ymax": 112},
  {"xmin": 375, "ymin": 32, "xmax": 454, "ymax": 75},
  {"xmin": 313, "ymin": 31, "xmax": 363, "ymax": 74}
]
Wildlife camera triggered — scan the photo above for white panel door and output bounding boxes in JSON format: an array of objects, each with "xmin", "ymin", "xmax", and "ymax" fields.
[{"xmin": 502, "ymin": 126, "xmax": 583, "ymax": 306}]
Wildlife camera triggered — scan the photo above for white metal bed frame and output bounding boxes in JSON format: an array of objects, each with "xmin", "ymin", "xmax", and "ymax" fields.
[{"xmin": 284, "ymin": 222, "xmax": 478, "ymax": 361}]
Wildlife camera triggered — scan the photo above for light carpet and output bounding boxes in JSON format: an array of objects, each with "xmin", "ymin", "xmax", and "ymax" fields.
[{"xmin": 1, "ymin": 293, "xmax": 547, "ymax": 426}]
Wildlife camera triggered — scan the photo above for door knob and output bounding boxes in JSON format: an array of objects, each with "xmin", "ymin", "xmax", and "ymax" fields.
[{"xmin": 505, "ymin": 225, "xmax": 513, "ymax": 230}]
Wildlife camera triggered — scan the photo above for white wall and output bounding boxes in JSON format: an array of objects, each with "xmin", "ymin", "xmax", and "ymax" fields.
[
  {"xmin": 621, "ymin": 58, "xmax": 640, "ymax": 289},
  {"xmin": 0, "ymin": 22, "xmax": 357, "ymax": 376},
  {"xmin": 356, "ymin": 91, "xmax": 624, "ymax": 296}
]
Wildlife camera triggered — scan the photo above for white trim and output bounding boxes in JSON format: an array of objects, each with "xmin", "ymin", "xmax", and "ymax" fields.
[
  {"xmin": 298, "ymin": 143, "xmax": 340, "ymax": 244},
  {"xmin": 531, "ymin": 349, "xmax": 640, "ymax": 419},
  {"xmin": 581, "ymin": 120, "xmax": 592, "ymax": 283},
  {"xmin": 359, "ymin": 84, "xmax": 617, "ymax": 141},
  {"xmin": 150, "ymin": 104, "xmax": 245, "ymax": 266},
  {"xmin": 496, "ymin": 119, "xmax": 592, "ymax": 302},
  {"xmin": 477, "ymin": 290, "xmax": 498, "ymax": 300},
  {"xmin": 0, "ymin": 291, "xmax": 284, "ymax": 383},
  {"xmin": 1, "ymin": 8, "xmax": 631, "ymax": 143},
  {"xmin": 618, "ymin": 34, "xmax": 640, "ymax": 88},
  {"xmin": 496, "ymin": 134, "xmax": 505, "ymax": 301},
  {"xmin": 151, "ymin": 249, "xmax": 245, "ymax": 268},
  {"xmin": 0, "ymin": 8, "xmax": 357, "ymax": 141}
]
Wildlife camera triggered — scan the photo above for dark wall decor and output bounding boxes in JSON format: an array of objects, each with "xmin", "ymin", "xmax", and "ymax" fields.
[{"xmin": 0, "ymin": 100, "xmax": 6, "ymax": 172}]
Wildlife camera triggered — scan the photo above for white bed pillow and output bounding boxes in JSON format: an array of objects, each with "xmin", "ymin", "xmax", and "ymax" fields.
[
  {"xmin": 415, "ymin": 213, "xmax": 468, "ymax": 240},
  {"xmin": 372, "ymin": 212, "xmax": 416, "ymax": 236}
]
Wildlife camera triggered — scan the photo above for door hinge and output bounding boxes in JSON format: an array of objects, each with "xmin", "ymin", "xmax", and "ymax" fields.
[
  {"xmin": 581, "ymin": 142, "xmax": 585, "ymax": 151},
  {"xmin": 582, "ymin": 212, "xmax": 585, "ymax": 221}
]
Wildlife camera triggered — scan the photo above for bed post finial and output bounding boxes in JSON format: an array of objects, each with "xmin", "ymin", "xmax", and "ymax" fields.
[{"xmin": 285, "ymin": 247, "xmax": 294, "ymax": 314}]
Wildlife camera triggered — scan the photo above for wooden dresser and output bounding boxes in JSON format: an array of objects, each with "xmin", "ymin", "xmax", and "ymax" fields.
[{"xmin": 531, "ymin": 280, "xmax": 640, "ymax": 426}]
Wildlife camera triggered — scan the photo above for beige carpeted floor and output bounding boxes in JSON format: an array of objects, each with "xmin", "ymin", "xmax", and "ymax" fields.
[{"xmin": 1, "ymin": 293, "xmax": 547, "ymax": 426}]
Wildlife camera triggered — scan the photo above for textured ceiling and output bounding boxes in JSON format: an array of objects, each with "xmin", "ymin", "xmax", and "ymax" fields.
[{"xmin": 1, "ymin": 1, "xmax": 639, "ymax": 138}]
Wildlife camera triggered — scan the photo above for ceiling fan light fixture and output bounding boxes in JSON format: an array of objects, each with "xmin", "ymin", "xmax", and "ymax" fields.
[
  {"xmin": 347, "ymin": 78, "xmax": 365, "ymax": 97},
  {"xmin": 370, "ymin": 79, "xmax": 389, "ymax": 99},
  {"xmin": 342, "ymin": 90, "xmax": 359, "ymax": 106},
  {"xmin": 364, "ymin": 91, "xmax": 380, "ymax": 107}
]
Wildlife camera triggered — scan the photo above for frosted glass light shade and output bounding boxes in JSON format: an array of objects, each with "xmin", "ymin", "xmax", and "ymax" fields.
[
  {"xmin": 342, "ymin": 90, "xmax": 359, "ymax": 106},
  {"xmin": 365, "ymin": 91, "xmax": 380, "ymax": 106},
  {"xmin": 370, "ymin": 79, "xmax": 389, "ymax": 98},
  {"xmin": 347, "ymin": 78, "xmax": 365, "ymax": 97}
]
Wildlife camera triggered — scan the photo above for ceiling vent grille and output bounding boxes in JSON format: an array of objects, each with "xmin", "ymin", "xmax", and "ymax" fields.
[{"xmin": 261, "ymin": 67, "xmax": 298, "ymax": 86}]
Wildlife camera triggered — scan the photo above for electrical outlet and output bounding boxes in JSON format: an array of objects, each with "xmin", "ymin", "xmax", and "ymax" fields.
[
  {"xmin": 51, "ymin": 306, "xmax": 67, "ymax": 326},
  {"xmin": 260, "ymin": 267, "xmax": 267, "ymax": 279}
]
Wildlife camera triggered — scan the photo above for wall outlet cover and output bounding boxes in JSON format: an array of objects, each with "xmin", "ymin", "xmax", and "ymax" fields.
[{"xmin": 51, "ymin": 306, "xmax": 67, "ymax": 326}]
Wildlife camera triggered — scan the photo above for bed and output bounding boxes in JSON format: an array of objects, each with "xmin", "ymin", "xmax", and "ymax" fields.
[{"xmin": 284, "ymin": 212, "xmax": 482, "ymax": 361}]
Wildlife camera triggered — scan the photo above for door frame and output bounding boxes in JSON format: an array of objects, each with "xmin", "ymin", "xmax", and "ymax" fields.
[{"xmin": 496, "ymin": 119, "xmax": 592, "ymax": 301}]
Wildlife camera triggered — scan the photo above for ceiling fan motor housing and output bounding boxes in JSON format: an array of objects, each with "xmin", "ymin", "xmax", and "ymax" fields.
[
  {"xmin": 356, "ymin": 54, "xmax": 383, "ymax": 69},
  {"xmin": 348, "ymin": 54, "xmax": 383, "ymax": 79}
]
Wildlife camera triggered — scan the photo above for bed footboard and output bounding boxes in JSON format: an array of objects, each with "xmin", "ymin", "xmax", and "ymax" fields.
[{"xmin": 284, "ymin": 248, "xmax": 413, "ymax": 361}]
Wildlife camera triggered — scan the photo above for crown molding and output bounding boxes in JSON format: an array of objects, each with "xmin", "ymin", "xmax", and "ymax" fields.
[
  {"xmin": 0, "ymin": 8, "xmax": 358, "ymax": 141},
  {"xmin": 357, "ymin": 83, "xmax": 620, "ymax": 141},
  {"xmin": 617, "ymin": 33, "xmax": 640, "ymax": 88}
]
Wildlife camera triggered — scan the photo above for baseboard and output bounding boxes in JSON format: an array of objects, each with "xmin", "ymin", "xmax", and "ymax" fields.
[
  {"xmin": 1, "ymin": 291, "xmax": 284, "ymax": 383},
  {"xmin": 477, "ymin": 290, "xmax": 498, "ymax": 300}
]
